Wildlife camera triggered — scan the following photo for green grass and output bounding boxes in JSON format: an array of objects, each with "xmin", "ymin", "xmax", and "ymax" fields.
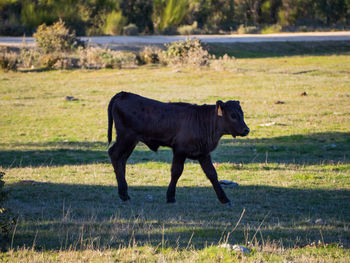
[{"xmin": 0, "ymin": 51, "xmax": 350, "ymax": 261}]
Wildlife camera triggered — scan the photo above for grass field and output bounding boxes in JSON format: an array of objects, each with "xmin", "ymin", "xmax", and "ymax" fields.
[{"xmin": 1, "ymin": 44, "xmax": 350, "ymax": 262}]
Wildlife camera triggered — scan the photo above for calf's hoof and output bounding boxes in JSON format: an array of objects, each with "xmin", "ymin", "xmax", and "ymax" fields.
[
  {"xmin": 167, "ymin": 199, "xmax": 176, "ymax": 204},
  {"xmin": 119, "ymin": 194, "xmax": 131, "ymax": 201},
  {"xmin": 224, "ymin": 201, "xmax": 232, "ymax": 207}
]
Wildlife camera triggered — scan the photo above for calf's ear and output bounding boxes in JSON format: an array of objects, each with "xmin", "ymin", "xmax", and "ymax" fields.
[{"xmin": 216, "ymin": 100, "xmax": 224, "ymax": 116}]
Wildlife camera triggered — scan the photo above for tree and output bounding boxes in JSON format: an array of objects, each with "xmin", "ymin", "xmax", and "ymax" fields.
[
  {"xmin": 315, "ymin": 0, "xmax": 347, "ymax": 25},
  {"xmin": 260, "ymin": 0, "xmax": 282, "ymax": 24},
  {"xmin": 193, "ymin": 0, "xmax": 235, "ymax": 31},
  {"xmin": 235, "ymin": 0, "xmax": 263, "ymax": 25},
  {"xmin": 120, "ymin": 0, "xmax": 154, "ymax": 33}
]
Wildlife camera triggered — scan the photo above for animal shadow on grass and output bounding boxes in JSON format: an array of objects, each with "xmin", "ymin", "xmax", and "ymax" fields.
[
  {"xmin": 0, "ymin": 132, "xmax": 349, "ymax": 168},
  {"xmin": 5, "ymin": 182, "xmax": 350, "ymax": 250}
]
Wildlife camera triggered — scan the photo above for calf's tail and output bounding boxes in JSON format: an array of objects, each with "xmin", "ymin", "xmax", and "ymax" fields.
[
  {"xmin": 108, "ymin": 92, "xmax": 127, "ymax": 146},
  {"xmin": 107, "ymin": 95, "xmax": 116, "ymax": 146}
]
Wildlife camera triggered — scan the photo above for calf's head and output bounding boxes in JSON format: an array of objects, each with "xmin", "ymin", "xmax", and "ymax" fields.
[{"xmin": 216, "ymin": 100, "xmax": 250, "ymax": 137}]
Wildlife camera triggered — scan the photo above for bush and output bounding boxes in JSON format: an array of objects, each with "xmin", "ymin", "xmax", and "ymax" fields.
[
  {"xmin": 0, "ymin": 172, "xmax": 15, "ymax": 242},
  {"xmin": 298, "ymin": 25, "xmax": 309, "ymax": 32},
  {"xmin": 33, "ymin": 19, "xmax": 79, "ymax": 54},
  {"xmin": 19, "ymin": 48, "xmax": 78, "ymax": 70},
  {"xmin": 177, "ymin": 21, "xmax": 200, "ymax": 35},
  {"xmin": 210, "ymin": 54, "xmax": 236, "ymax": 71},
  {"xmin": 161, "ymin": 27, "xmax": 179, "ymax": 35},
  {"xmin": 78, "ymin": 47, "xmax": 136, "ymax": 69},
  {"xmin": 0, "ymin": 50, "xmax": 19, "ymax": 71},
  {"xmin": 100, "ymin": 51, "xmax": 123, "ymax": 69},
  {"xmin": 123, "ymin": 24, "xmax": 139, "ymax": 36},
  {"xmin": 20, "ymin": 48, "xmax": 40, "ymax": 69},
  {"xmin": 138, "ymin": 46, "xmax": 162, "ymax": 65},
  {"xmin": 261, "ymin": 24, "xmax": 283, "ymax": 34},
  {"xmin": 237, "ymin": 24, "xmax": 260, "ymax": 34},
  {"xmin": 38, "ymin": 53, "xmax": 62, "ymax": 69},
  {"xmin": 53, "ymin": 56, "xmax": 79, "ymax": 70},
  {"xmin": 79, "ymin": 47, "xmax": 111, "ymax": 69},
  {"xmin": 163, "ymin": 38, "xmax": 210, "ymax": 67}
]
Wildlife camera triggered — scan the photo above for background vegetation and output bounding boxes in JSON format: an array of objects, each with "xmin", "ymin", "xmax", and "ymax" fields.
[
  {"xmin": 0, "ymin": 40, "xmax": 349, "ymax": 261},
  {"xmin": 0, "ymin": 20, "xmax": 231, "ymax": 71},
  {"xmin": 1, "ymin": 0, "xmax": 350, "ymax": 36}
]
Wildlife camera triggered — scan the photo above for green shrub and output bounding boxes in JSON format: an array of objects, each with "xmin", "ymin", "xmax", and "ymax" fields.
[
  {"xmin": 33, "ymin": 19, "xmax": 79, "ymax": 54},
  {"xmin": 104, "ymin": 11, "xmax": 126, "ymax": 35},
  {"xmin": 0, "ymin": 51, "xmax": 19, "ymax": 71},
  {"xmin": 157, "ymin": 0, "xmax": 189, "ymax": 32},
  {"xmin": 163, "ymin": 38, "xmax": 209, "ymax": 67},
  {"xmin": 261, "ymin": 24, "xmax": 283, "ymax": 34},
  {"xmin": 123, "ymin": 24, "xmax": 139, "ymax": 36},
  {"xmin": 237, "ymin": 24, "xmax": 260, "ymax": 34}
]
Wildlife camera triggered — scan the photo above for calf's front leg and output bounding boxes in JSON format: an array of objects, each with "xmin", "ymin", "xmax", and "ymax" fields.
[{"xmin": 198, "ymin": 155, "xmax": 231, "ymax": 205}]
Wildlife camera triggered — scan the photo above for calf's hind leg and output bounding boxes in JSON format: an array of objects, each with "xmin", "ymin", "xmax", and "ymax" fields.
[
  {"xmin": 108, "ymin": 136, "xmax": 138, "ymax": 201},
  {"xmin": 166, "ymin": 154, "xmax": 186, "ymax": 203}
]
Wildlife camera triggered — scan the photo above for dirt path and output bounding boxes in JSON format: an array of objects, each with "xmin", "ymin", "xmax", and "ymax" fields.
[{"xmin": 1, "ymin": 32, "xmax": 350, "ymax": 48}]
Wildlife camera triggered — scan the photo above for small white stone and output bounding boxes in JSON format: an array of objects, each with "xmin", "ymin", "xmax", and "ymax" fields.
[
  {"xmin": 219, "ymin": 244, "xmax": 250, "ymax": 254},
  {"xmin": 258, "ymin": 122, "xmax": 275, "ymax": 127},
  {"xmin": 232, "ymin": 245, "xmax": 250, "ymax": 254},
  {"xmin": 315, "ymin": 218, "xmax": 324, "ymax": 224},
  {"xmin": 219, "ymin": 180, "xmax": 238, "ymax": 188}
]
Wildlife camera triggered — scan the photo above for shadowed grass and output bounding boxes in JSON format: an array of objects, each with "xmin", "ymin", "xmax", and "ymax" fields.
[
  {"xmin": 6, "ymin": 183, "xmax": 350, "ymax": 250},
  {"xmin": 0, "ymin": 132, "xmax": 348, "ymax": 167},
  {"xmin": 208, "ymin": 41, "xmax": 350, "ymax": 58}
]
